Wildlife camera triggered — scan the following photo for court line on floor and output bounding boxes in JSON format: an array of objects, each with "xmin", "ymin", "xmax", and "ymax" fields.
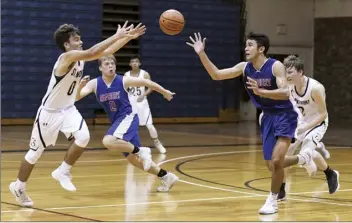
[
  {"xmin": 175, "ymin": 154, "xmax": 352, "ymax": 202},
  {"xmin": 2, "ymin": 150, "xmax": 351, "ymax": 213},
  {"xmin": 1, "ymin": 159, "xmax": 126, "ymax": 164},
  {"xmin": 0, "ymin": 195, "xmax": 261, "ymax": 213},
  {"xmin": 160, "ymin": 130, "xmax": 258, "ymax": 141},
  {"xmin": 157, "ymin": 150, "xmax": 352, "ymax": 207},
  {"xmin": 157, "ymin": 149, "xmax": 262, "ymax": 166},
  {"xmin": 1, "ymin": 201, "xmax": 102, "ymax": 221}
]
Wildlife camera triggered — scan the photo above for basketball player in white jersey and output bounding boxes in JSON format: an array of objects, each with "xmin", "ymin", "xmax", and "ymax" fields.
[
  {"xmin": 9, "ymin": 21, "xmax": 146, "ymax": 207},
  {"xmin": 277, "ymin": 55, "xmax": 339, "ymax": 200},
  {"xmin": 124, "ymin": 56, "xmax": 166, "ymax": 154}
]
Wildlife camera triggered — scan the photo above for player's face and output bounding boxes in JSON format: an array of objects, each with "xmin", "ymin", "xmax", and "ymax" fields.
[
  {"xmin": 245, "ymin": 39, "xmax": 263, "ymax": 61},
  {"xmin": 65, "ymin": 34, "xmax": 83, "ymax": 51},
  {"xmin": 286, "ymin": 67, "xmax": 303, "ymax": 84},
  {"xmin": 129, "ymin": 59, "xmax": 141, "ymax": 70},
  {"xmin": 99, "ymin": 59, "xmax": 116, "ymax": 77}
]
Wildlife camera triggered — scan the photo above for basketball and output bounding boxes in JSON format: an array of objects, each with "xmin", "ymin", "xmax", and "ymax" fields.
[{"xmin": 159, "ymin": 9, "xmax": 185, "ymax": 35}]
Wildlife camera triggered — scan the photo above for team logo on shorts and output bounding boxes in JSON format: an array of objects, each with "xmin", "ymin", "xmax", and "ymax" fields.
[
  {"xmin": 314, "ymin": 133, "xmax": 322, "ymax": 142},
  {"xmin": 30, "ymin": 137, "xmax": 38, "ymax": 150}
]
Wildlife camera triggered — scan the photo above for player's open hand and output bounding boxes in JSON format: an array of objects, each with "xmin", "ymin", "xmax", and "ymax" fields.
[
  {"xmin": 186, "ymin": 32, "xmax": 206, "ymax": 54},
  {"xmin": 79, "ymin": 75, "xmax": 90, "ymax": 88},
  {"xmin": 163, "ymin": 90, "xmax": 175, "ymax": 101},
  {"xmin": 115, "ymin": 21, "xmax": 136, "ymax": 39},
  {"xmin": 246, "ymin": 76, "xmax": 262, "ymax": 96},
  {"xmin": 129, "ymin": 23, "xmax": 146, "ymax": 39}
]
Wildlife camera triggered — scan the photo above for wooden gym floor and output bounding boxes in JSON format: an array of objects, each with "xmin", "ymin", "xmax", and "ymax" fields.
[{"xmin": 1, "ymin": 122, "xmax": 352, "ymax": 221}]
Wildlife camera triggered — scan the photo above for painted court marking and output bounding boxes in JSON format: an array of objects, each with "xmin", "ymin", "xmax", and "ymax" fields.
[
  {"xmin": 1, "ymin": 159, "xmax": 126, "ymax": 164},
  {"xmin": 2, "ymin": 149, "xmax": 352, "ymax": 214},
  {"xmin": 158, "ymin": 150, "xmax": 352, "ymax": 207}
]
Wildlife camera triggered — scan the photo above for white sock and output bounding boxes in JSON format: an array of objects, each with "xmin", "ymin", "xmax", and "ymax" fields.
[
  {"xmin": 270, "ymin": 191, "xmax": 278, "ymax": 200},
  {"xmin": 15, "ymin": 179, "xmax": 26, "ymax": 189},
  {"xmin": 60, "ymin": 161, "xmax": 72, "ymax": 172}
]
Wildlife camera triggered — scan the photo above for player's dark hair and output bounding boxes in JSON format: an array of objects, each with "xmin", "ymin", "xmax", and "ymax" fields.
[
  {"xmin": 129, "ymin": 55, "xmax": 140, "ymax": 62},
  {"xmin": 247, "ymin": 32, "xmax": 270, "ymax": 55},
  {"xmin": 54, "ymin": 24, "xmax": 80, "ymax": 51}
]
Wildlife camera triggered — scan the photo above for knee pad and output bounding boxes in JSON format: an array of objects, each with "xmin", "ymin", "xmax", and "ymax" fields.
[
  {"xmin": 25, "ymin": 147, "xmax": 45, "ymax": 164},
  {"xmin": 72, "ymin": 127, "xmax": 90, "ymax": 148}
]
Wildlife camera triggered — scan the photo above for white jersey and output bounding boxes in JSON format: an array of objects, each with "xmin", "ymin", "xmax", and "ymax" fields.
[
  {"xmin": 289, "ymin": 77, "xmax": 328, "ymax": 125},
  {"xmin": 124, "ymin": 69, "xmax": 150, "ymax": 110},
  {"xmin": 41, "ymin": 54, "xmax": 84, "ymax": 109}
]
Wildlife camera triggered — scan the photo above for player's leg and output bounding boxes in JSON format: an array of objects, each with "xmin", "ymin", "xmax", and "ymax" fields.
[
  {"xmin": 316, "ymin": 121, "xmax": 330, "ymax": 159},
  {"xmin": 259, "ymin": 111, "xmax": 313, "ymax": 214},
  {"xmin": 278, "ymin": 140, "xmax": 302, "ymax": 201},
  {"xmin": 302, "ymin": 124, "xmax": 339, "ymax": 194},
  {"xmin": 10, "ymin": 109, "xmax": 62, "ymax": 207},
  {"xmin": 262, "ymin": 139, "xmax": 312, "ymax": 212},
  {"xmin": 52, "ymin": 107, "xmax": 90, "ymax": 192},
  {"xmin": 129, "ymin": 131, "xmax": 178, "ymax": 192},
  {"xmin": 146, "ymin": 122, "xmax": 166, "ymax": 154},
  {"xmin": 125, "ymin": 134, "xmax": 178, "ymax": 192},
  {"xmin": 258, "ymin": 113, "xmax": 280, "ymax": 214},
  {"xmin": 126, "ymin": 155, "xmax": 178, "ymax": 192},
  {"xmin": 138, "ymin": 106, "xmax": 166, "ymax": 154},
  {"xmin": 316, "ymin": 141, "xmax": 330, "ymax": 159},
  {"xmin": 103, "ymin": 114, "xmax": 152, "ymax": 170}
]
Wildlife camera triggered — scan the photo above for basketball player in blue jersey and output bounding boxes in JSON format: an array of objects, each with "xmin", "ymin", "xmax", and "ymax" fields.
[
  {"xmin": 9, "ymin": 21, "xmax": 146, "ymax": 207},
  {"xmin": 76, "ymin": 55, "xmax": 178, "ymax": 192},
  {"xmin": 187, "ymin": 32, "xmax": 316, "ymax": 214}
]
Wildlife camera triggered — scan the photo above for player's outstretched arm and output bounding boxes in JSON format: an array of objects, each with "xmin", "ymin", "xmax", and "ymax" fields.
[
  {"xmin": 76, "ymin": 78, "xmax": 97, "ymax": 101},
  {"xmin": 297, "ymin": 84, "xmax": 328, "ymax": 134},
  {"xmin": 142, "ymin": 72, "xmax": 153, "ymax": 97},
  {"xmin": 246, "ymin": 61, "xmax": 290, "ymax": 100},
  {"xmin": 186, "ymin": 32, "xmax": 245, "ymax": 80},
  {"xmin": 123, "ymin": 76, "xmax": 175, "ymax": 101},
  {"xmin": 57, "ymin": 21, "xmax": 135, "ymax": 76}
]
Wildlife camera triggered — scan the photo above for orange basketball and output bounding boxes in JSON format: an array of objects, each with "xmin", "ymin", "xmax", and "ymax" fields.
[{"xmin": 159, "ymin": 9, "xmax": 185, "ymax": 35}]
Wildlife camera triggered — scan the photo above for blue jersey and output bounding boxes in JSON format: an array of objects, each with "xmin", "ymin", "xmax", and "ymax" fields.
[
  {"xmin": 96, "ymin": 75, "xmax": 132, "ymax": 123},
  {"xmin": 243, "ymin": 58, "xmax": 293, "ymax": 113}
]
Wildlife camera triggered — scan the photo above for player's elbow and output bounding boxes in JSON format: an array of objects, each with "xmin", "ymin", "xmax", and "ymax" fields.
[
  {"xmin": 145, "ymin": 80, "xmax": 155, "ymax": 89},
  {"xmin": 211, "ymin": 72, "xmax": 220, "ymax": 81}
]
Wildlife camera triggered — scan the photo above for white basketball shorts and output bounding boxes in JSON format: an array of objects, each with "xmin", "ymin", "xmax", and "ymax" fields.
[{"xmin": 29, "ymin": 105, "xmax": 88, "ymax": 149}]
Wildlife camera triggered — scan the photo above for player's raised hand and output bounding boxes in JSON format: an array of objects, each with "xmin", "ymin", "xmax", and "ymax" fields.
[
  {"xmin": 186, "ymin": 32, "xmax": 206, "ymax": 54},
  {"xmin": 128, "ymin": 23, "xmax": 147, "ymax": 39},
  {"xmin": 115, "ymin": 21, "xmax": 135, "ymax": 39},
  {"xmin": 163, "ymin": 90, "xmax": 175, "ymax": 101}
]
